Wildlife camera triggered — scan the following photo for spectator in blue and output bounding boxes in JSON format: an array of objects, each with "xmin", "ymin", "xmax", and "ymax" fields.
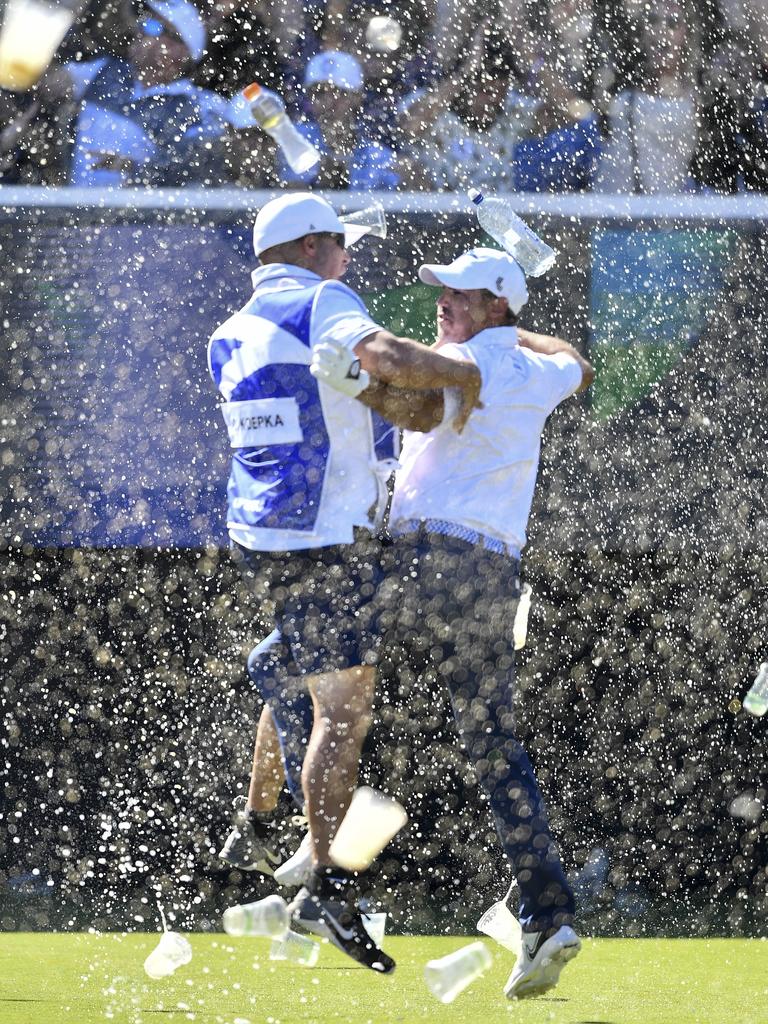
[
  {"xmin": 280, "ymin": 50, "xmax": 399, "ymax": 190},
  {"xmin": 512, "ymin": 57, "xmax": 601, "ymax": 193},
  {"xmin": 54, "ymin": 0, "xmax": 234, "ymax": 187}
]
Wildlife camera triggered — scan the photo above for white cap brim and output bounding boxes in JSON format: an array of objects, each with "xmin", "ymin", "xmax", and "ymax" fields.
[
  {"xmin": 419, "ymin": 264, "xmax": 467, "ymax": 288},
  {"xmin": 418, "ymin": 247, "xmax": 529, "ymax": 315}
]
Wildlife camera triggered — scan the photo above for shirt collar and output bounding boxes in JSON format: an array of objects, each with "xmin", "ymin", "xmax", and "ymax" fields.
[
  {"xmin": 466, "ymin": 325, "xmax": 519, "ymax": 348},
  {"xmin": 250, "ymin": 263, "xmax": 323, "ymax": 292}
]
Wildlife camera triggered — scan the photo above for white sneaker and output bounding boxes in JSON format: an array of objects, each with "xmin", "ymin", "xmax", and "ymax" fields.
[
  {"xmin": 504, "ymin": 925, "xmax": 581, "ymax": 999},
  {"xmin": 273, "ymin": 831, "xmax": 313, "ymax": 887}
]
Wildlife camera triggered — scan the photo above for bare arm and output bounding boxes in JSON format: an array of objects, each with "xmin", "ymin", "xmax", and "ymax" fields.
[
  {"xmin": 354, "ymin": 330, "xmax": 481, "ymax": 431},
  {"xmin": 516, "ymin": 327, "xmax": 595, "ymax": 393}
]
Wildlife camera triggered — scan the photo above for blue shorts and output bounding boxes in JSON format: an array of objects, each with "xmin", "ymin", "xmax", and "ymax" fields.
[{"xmin": 232, "ymin": 532, "xmax": 384, "ymax": 676}]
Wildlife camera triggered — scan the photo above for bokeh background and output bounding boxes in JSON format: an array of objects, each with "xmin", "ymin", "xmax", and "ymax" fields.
[{"xmin": 2, "ymin": 196, "xmax": 766, "ymax": 937}]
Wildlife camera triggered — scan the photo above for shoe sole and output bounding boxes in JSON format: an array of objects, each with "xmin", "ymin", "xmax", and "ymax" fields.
[{"xmin": 505, "ymin": 940, "xmax": 581, "ymax": 999}]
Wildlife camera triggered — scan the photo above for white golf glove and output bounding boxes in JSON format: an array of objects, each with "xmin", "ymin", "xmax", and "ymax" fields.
[{"xmin": 310, "ymin": 338, "xmax": 370, "ymax": 398}]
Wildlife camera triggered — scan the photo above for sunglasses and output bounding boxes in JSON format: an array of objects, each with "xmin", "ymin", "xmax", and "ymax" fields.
[{"xmin": 319, "ymin": 232, "xmax": 346, "ymax": 248}]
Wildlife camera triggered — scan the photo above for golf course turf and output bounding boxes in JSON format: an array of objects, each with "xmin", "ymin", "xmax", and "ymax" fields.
[{"xmin": 0, "ymin": 933, "xmax": 764, "ymax": 1023}]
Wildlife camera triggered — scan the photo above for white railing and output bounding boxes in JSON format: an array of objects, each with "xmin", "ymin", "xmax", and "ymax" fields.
[{"xmin": 1, "ymin": 185, "xmax": 768, "ymax": 221}]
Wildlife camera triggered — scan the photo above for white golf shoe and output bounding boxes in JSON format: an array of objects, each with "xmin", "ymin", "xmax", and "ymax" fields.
[
  {"xmin": 504, "ymin": 925, "xmax": 581, "ymax": 999},
  {"xmin": 273, "ymin": 831, "xmax": 313, "ymax": 887}
]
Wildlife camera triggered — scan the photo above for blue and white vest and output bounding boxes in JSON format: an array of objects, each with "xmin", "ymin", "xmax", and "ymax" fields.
[{"xmin": 208, "ymin": 274, "xmax": 399, "ymax": 551}]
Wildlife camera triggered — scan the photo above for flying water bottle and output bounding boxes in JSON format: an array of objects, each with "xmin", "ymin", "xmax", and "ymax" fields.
[
  {"xmin": 232, "ymin": 82, "xmax": 320, "ymax": 174},
  {"xmin": 468, "ymin": 189, "xmax": 557, "ymax": 277},
  {"xmin": 743, "ymin": 662, "xmax": 768, "ymax": 717}
]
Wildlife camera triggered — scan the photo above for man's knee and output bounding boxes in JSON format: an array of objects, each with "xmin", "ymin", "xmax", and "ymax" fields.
[{"xmin": 309, "ymin": 666, "xmax": 376, "ymax": 727}]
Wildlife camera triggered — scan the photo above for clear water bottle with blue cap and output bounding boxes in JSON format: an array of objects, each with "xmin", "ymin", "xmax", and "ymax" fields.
[
  {"xmin": 468, "ymin": 189, "xmax": 557, "ymax": 277},
  {"xmin": 231, "ymin": 82, "xmax": 320, "ymax": 174}
]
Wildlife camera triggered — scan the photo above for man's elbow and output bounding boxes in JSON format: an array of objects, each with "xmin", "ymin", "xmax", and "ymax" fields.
[
  {"xmin": 355, "ymin": 331, "xmax": 397, "ymax": 379},
  {"xmin": 577, "ymin": 361, "xmax": 595, "ymax": 393}
]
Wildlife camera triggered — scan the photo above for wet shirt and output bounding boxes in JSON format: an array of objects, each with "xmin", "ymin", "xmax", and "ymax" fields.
[
  {"xmin": 390, "ymin": 327, "xmax": 582, "ymax": 559},
  {"xmin": 208, "ymin": 264, "xmax": 398, "ymax": 551}
]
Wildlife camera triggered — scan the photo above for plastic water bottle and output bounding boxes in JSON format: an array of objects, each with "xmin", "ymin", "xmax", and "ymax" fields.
[
  {"xmin": 743, "ymin": 662, "xmax": 768, "ymax": 717},
  {"xmin": 468, "ymin": 189, "xmax": 557, "ymax": 277},
  {"xmin": 234, "ymin": 82, "xmax": 320, "ymax": 174},
  {"xmin": 424, "ymin": 941, "xmax": 492, "ymax": 1004},
  {"xmin": 222, "ymin": 894, "xmax": 290, "ymax": 938}
]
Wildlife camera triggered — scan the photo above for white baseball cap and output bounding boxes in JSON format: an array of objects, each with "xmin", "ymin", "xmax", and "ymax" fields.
[
  {"xmin": 419, "ymin": 247, "xmax": 529, "ymax": 315},
  {"xmin": 304, "ymin": 50, "xmax": 364, "ymax": 92},
  {"xmin": 253, "ymin": 192, "xmax": 347, "ymax": 257},
  {"xmin": 146, "ymin": 0, "xmax": 206, "ymax": 62}
]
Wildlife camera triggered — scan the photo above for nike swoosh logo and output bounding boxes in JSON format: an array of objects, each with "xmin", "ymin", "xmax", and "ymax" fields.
[
  {"xmin": 320, "ymin": 908, "xmax": 359, "ymax": 944},
  {"xmin": 522, "ymin": 933, "xmax": 546, "ymax": 959}
]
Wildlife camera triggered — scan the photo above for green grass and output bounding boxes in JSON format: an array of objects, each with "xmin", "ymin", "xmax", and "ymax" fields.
[{"xmin": 0, "ymin": 933, "xmax": 765, "ymax": 1024}]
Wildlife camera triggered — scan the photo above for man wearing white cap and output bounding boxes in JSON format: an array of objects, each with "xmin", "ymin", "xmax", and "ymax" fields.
[
  {"xmin": 208, "ymin": 193, "xmax": 481, "ymax": 973},
  {"xmin": 55, "ymin": 0, "xmax": 234, "ymax": 187},
  {"xmin": 316, "ymin": 246, "xmax": 593, "ymax": 998},
  {"xmin": 279, "ymin": 49, "xmax": 399, "ymax": 190}
]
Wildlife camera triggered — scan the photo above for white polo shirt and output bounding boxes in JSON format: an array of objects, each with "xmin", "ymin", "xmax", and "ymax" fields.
[{"xmin": 389, "ymin": 326, "xmax": 583, "ymax": 559}]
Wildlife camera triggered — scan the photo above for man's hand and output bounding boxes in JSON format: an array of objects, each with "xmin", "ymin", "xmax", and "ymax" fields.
[{"xmin": 310, "ymin": 339, "xmax": 371, "ymax": 398}]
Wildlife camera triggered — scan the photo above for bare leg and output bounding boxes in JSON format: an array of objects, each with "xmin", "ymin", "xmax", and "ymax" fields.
[
  {"xmin": 302, "ymin": 665, "xmax": 376, "ymax": 866},
  {"xmin": 219, "ymin": 706, "xmax": 291, "ymax": 873},
  {"xmin": 246, "ymin": 705, "xmax": 285, "ymax": 813}
]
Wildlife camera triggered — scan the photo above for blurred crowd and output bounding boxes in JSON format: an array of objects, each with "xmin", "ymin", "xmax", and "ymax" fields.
[{"xmin": 1, "ymin": 0, "xmax": 767, "ymax": 193}]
